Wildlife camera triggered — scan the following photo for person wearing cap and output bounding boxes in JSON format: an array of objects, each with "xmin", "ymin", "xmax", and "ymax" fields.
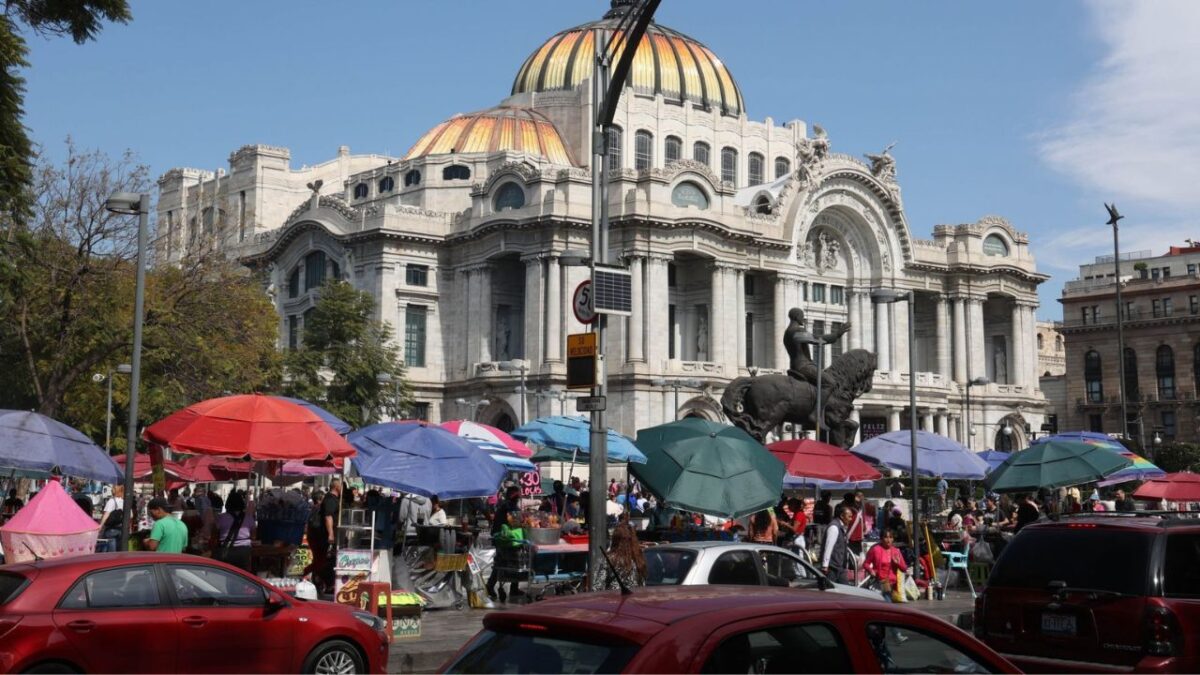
[{"xmin": 146, "ymin": 497, "xmax": 189, "ymax": 553}]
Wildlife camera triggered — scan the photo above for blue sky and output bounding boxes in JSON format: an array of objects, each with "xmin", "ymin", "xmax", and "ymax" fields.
[{"xmin": 23, "ymin": 1, "xmax": 1199, "ymax": 320}]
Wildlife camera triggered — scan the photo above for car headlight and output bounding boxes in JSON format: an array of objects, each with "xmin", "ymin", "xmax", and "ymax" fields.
[{"xmin": 352, "ymin": 610, "xmax": 387, "ymax": 633}]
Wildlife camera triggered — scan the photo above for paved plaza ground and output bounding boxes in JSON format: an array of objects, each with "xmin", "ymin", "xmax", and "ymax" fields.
[{"xmin": 388, "ymin": 590, "xmax": 979, "ymax": 673}]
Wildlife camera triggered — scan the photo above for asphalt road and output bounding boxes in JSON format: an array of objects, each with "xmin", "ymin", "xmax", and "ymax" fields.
[{"xmin": 389, "ymin": 590, "xmax": 978, "ymax": 673}]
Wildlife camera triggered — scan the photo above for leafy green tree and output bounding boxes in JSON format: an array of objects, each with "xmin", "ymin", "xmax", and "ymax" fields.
[
  {"xmin": 0, "ymin": 142, "xmax": 280, "ymax": 450},
  {"xmin": 283, "ymin": 280, "xmax": 410, "ymax": 426},
  {"xmin": 1150, "ymin": 442, "xmax": 1200, "ymax": 474},
  {"xmin": 0, "ymin": 1, "xmax": 131, "ymax": 223}
]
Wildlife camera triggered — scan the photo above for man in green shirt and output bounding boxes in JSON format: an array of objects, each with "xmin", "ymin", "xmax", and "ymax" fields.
[{"xmin": 146, "ymin": 497, "xmax": 189, "ymax": 553}]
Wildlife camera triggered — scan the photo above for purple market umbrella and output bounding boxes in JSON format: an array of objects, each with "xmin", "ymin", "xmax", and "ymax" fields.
[
  {"xmin": 348, "ymin": 422, "xmax": 505, "ymax": 499},
  {"xmin": 977, "ymin": 450, "xmax": 1012, "ymax": 472},
  {"xmin": 0, "ymin": 410, "xmax": 121, "ymax": 483},
  {"xmin": 270, "ymin": 396, "xmax": 352, "ymax": 435},
  {"xmin": 852, "ymin": 430, "xmax": 989, "ymax": 480}
]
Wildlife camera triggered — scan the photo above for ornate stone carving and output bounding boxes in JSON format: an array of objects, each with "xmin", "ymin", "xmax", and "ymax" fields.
[
  {"xmin": 864, "ymin": 143, "xmax": 897, "ymax": 183},
  {"xmin": 284, "ymin": 194, "xmax": 360, "ymax": 226}
]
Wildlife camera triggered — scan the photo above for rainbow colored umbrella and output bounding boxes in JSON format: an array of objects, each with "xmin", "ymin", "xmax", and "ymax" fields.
[{"xmin": 1033, "ymin": 432, "xmax": 1164, "ymax": 486}]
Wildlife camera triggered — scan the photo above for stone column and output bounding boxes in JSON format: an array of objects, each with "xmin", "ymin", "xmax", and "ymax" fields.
[
  {"xmin": 645, "ymin": 256, "xmax": 671, "ymax": 369},
  {"xmin": 875, "ymin": 300, "xmax": 891, "ymax": 371},
  {"xmin": 710, "ymin": 264, "xmax": 727, "ymax": 365},
  {"xmin": 948, "ymin": 414, "xmax": 960, "ymax": 441},
  {"xmin": 627, "ymin": 255, "xmax": 645, "ymax": 363},
  {"xmin": 1024, "ymin": 304, "xmax": 1039, "ymax": 389},
  {"xmin": 464, "ymin": 268, "xmax": 481, "ymax": 371},
  {"xmin": 735, "ymin": 268, "xmax": 747, "ymax": 369},
  {"xmin": 936, "ymin": 411, "xmax": 948, "ymax": 436},
  {"xmin": 935, "ymin": 295, "xmax": 950, "ymax": 379},
  {"xmin": 850, "ymin": 407, "xmax": 862, "ymax": 445},
  {"xmin": 922, "ymin": 410, "xmax": 935, "ymax": 432},
  {"xmin": 478, "ymin": 264, "xmax": 493, "ymax": 366},
  {"xmin": 1011, "ymin": 301, "xmax": 1025, "ymax": 386},
  {"xmin": 952, "ymin": 297, "xmax": 967, "ymax": 383},
  {"xmin": 861, "ymin": 285, "xmax": 875, "ymax": 360},
  {"xmin": 523, "ymin": 255, "xmax": 543, "ymax": 366},
  {"xmin": 774, "ymin": 274, "xmax": 790, "ymax": 370},
  {"xmin": 893, "ymin": 298, "xmax": 909, "ymax": 372},
  {"xmin": 969, "ymin": 298, "xmax": 986, "ymax": 379},
  {"xmin": 545, "ymin": 255, "xmax": 562, "ymax": 362},
  {"xmin": 887, "ymin": 407, "xmax": 902, "ymax": 431}
]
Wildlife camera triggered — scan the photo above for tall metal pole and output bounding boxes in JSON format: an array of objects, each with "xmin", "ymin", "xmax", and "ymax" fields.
[
  {"xmin": 965, "ymin": 383, "xmax": 972, "ymax": 451},
  {"xmin": 120, "ymin": 194, "xmax": 149, "ymax": 552},
  {"xmin": 519, "ymin": 365, "xmax": 527, "ymax": 425},
  {"xmin": 906, "ymin": 293, "xmax": 922, "ymax": 583},
  {"xmin": 587, "ymin": 36, "xmax": 610, "ymax": 587},
  {"xmin": 673, "ymin": 382, "xmax": 680, "ymax": 420},
  {"xmin": 1108, "ymin": 205, "xmax": 1130, "ymax": 446},
  {"xmin": 815, "ymin": 341, "xmax": 823, "ymax": 441},
  {"xmin": 104, "ymin": 371, "xmax": 113, "ymax": 453}
]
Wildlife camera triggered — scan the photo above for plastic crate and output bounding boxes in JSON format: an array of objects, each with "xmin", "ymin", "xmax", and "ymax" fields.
[{"xmin": 561, "ymin": 533, "xmax": 589, "ymax": 545}]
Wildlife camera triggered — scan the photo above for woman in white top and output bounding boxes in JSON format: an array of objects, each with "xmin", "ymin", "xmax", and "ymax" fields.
[{"xmin": 427, "ymin": 495, "xmax": 448, "ymax": 526}]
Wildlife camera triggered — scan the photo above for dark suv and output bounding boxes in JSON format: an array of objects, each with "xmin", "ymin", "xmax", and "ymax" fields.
[{"xmin": 975, "ymin": 513, "xmax": 1200, "ymax": 673}]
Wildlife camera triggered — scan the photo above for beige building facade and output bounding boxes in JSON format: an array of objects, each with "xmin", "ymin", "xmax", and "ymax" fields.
[{"xmin": 155, "ymin": 2, "xmax": 1048, "ymax": 449}]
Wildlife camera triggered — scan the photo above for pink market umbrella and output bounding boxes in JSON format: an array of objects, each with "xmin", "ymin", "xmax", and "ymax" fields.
[
  {"xmin": 279, "ymin": 459, "xmax": 338, "ymax": 477},
  {"xmin": 0, "ymin": 478, "xmax": 99, "ymax": 562},
  {"xmin": 439, "ymin": 420, "xmax": 533, "ymax": 457}
]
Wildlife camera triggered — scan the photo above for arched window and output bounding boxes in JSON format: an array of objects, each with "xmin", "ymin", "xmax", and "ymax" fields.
[
  {"xmin": 352, "ymin": 183, "xmax": 368, "ymax": 199},
  {"xmin": 606, "ymin": 126, "xmax": 623, "ymax": 173},
  {"xmin": 1157, "ymin": 345, "xmax": 1176, "ymax": 400},
  {"xmin": 493, "ymin": 182, "xmax": 526, "ymax": 211},
  {"xmin": 1056, "ymin": 335, "xmax": 1063, "ymax": 352},
  {"xmin": 693, "ymin": 141, "xmax": 710, "ymax": 167},
  {"xmin": 443, "ymin": 165, "xmax": 470, "ymax": 181},
  {"xmin": 748, "ymin": 152, "xmax": 764, "ymax": 186},
  {"xmin": 287, "ymin": 267, "xmax": 300, "ymax": 298},
  {"xmin": 775, "ymin": 156, "xmax": 791, "ymax": 180},
  {"xmin": 1036, "ymin": 334, "xmax": 1044, "ymax": 351},
  {"xmin": 1084, "ymin": 350, "xmax": 1103, "ymax": 403},
  {"xmin": 754, "ymin": 195, "xmax": 771, "ymax": 215},
  {"xmin": 378, "ymin": 176, "xmax": 395, "ymax": 193},
  {"xmin": 404, "ymin": 169, "xmax": 421, "ymax": 187},
  {"xmin": 1124, "ymin": 347, "xmax": 1139, "ymax": 399},
  {"xmin": 665, "ymin": 135, "xmax": 682, "ymax": 163},
  {"xmin": 634, "ymin": 130, "xmax": 653, "ymax": 170},
  {"xmin": 721, "ymin": 147, "xmax": 738, "ymax": 184},
  {"xmin": 304, "ymin": 250, "xmax": 327, "ymax": 291},
  {"xmin": 983, "ymin": 234, "xmax": 1010, "ymax": 257},
  {"xmin": 671, "ymin": 181, "xmax": 709, "ymax": 210}
]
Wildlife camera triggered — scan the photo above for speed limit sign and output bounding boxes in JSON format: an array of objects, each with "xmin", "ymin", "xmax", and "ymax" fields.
[{"xmin": 572, "ymin": 280, "xmax": 596, "ymax": 324}]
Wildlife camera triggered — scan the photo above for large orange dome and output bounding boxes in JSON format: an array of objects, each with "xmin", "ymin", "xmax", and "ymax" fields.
[
  {"xmin": 511, "ymin": 4, "xmax": 744, "ymax": 117},
  {"xmin": 403, "ymin": 106, "xmax": 575, "ymax": 166}
]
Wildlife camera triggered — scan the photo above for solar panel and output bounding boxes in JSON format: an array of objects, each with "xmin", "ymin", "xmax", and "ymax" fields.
[{"xmin": 593, "ymin": 267, "xmax": 632, "ymax": 315}]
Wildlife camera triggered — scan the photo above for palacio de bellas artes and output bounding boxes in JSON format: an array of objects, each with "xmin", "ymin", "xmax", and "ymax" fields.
[{"xmin": 154, "ymin": 0, "xmax": 1048, "ymax": 451}]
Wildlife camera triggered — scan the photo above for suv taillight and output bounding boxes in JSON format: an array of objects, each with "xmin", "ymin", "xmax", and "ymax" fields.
[
  {"xmin": 973, "ymin": 593, "xmax": 986, "ymax": 638},
  {"xmin": 1144, "ymin": 603, "xmax": 1180, "ymax": 656}
]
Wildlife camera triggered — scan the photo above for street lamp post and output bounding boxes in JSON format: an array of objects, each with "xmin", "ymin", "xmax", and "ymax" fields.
[
  {"xmin": 964, "ymin": 377, "xmax": 990, "ymax": 451},
  {"xmin": 871, "ymin": 288, "xmax": 921, "ymax": 581},
  {"xmin": 650, "ymin": 377, "xmax": 702, "ymax": 420},
  {"xmin": 498, "ymin": 360, "xmax": 529, "ymax": 425},
  {"xmin": 1105, "ymin": 204, "xmax": 1133, "ymax": 446},
  {"xmin": 791, "ymin": 332, "xmax": 840, "ymax": 441},
  {"xmin": 95, "ymin": 364, "xmax": 132, "ymax": 453},
  {"xmin": 455, "ymin": 398, "xmax": 488, "ymax": 422},
  {"xmin": 105, "ymin": 192, "xmax": 149, "ymax": 552}
]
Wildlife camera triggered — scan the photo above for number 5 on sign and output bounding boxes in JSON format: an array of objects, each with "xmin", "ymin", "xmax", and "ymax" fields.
[{"xmin": 572, "ymin": 280, "xmax": 595, "ymax": 324}]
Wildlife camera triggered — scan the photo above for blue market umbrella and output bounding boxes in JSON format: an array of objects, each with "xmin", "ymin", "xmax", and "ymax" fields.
[
  {"xmin": 852, "ymin": 430, "xmax": 989, "ymax": 480},
  {"xmin": 347, "ymin": 422, "xmax": 505, "ymax": 499},
  {"xmin": 977, "ymin": 450, "xmax": 1012, "ymax": 472},
  {"xmin": 512, "ymin": 415, "xmax": 647, "ymax": 464},
  {"xmin": 270, "ymin": 396, "xmax": 352, "ymax": 435},
  {"xmin": 0, "ymin": 410, "xmax": 121, "ymax": 483}
]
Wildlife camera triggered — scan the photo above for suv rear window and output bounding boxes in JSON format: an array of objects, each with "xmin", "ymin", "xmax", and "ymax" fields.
[
  {"xmin": 644, "ymin": 549, "xmax": 697, "ymax": 585},
  {"xmin": 445, "ymin": 629, "xmax": 638, "ymax": 674},
  {"xmin": 1164, "ymin": 534, "xmax": 1200, "ymax": 597},
  {"xmin": 0, "ymin": 572, "xmax": 28, "ymax": 605},
  {"xmin": 989, "ymin": 528, "xmax": 1152, "ymax": 595}
]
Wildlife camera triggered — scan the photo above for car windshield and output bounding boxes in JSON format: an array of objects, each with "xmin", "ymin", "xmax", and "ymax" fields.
[
  {"xmin": 644, "ymin": 548, "xmax": 697, "ymax": 585},
  {"xmin": 989, "ymin": 528, "xmax": 1153, "ymax": 595},
  {"xmin": 0, "ymin": 572, "xmax": 27, "ymax": 605},
  {"xmin": 445, "ymin": 629, "xmax": 638, "ymax": 674}
]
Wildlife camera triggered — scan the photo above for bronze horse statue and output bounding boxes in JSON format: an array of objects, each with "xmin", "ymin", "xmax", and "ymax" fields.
[{"xmin": 721, "ymin": 349, "xmax": 877, "ymax": 449}]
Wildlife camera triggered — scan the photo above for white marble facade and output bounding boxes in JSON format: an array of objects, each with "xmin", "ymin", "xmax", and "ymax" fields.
[{"xmin": 155, "ymin": 2, "xmax": 1047, "ymax": 451}]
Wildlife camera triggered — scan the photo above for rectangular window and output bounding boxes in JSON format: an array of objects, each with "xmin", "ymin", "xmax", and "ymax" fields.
[
  {"xmin": 1189, "ymin": 263, "xmax": 1197, "ymax": 276},
  {"xmin": 1191, "ymin": 295, "xmax": 1198, "ymax": 314},
  {"xmin": 404, "ymin": 305, "xmax": 427, "ymax": 367},
  {"xmin": 802, "ymin": 282, "xmax": 809, "ymax": 302},
  {"xmin": 287, "ymin": 316, "xmax": 299, "ymax": 350},
  {"xmin": 238, "ymin": 191, "xmax": 247, "ymax": 242},
  {"xmin": 1162, "ymin": 411, "xmax": 1177, "ymax": 440},
  {"xmin": 405, "ymin": 264, "xmax": 429, "ymax": 287},
  {"xmin": 1081, "ymin": 307, "xmax": 1088, "ymax": 324},
  {"xmin": 1088, "ymin": 414, "xmax": 1104, "ymax": 433},
  {"xmin": 1124, "ymin": 301, "xmax": 1134, "ymax": 319},
  {"xmin": 1164, "ymin": 297, "xmax": 1174, "ymax": 315},
  {"xmin": 1163, "ymin": 267, "xmax": 1171, "ymax": 279},
  {"xmin": 668, "ymin": 304, "xmax": 677, "ymax": 359},
  {"xmin": 813, "ymin": 319, "xmax": 825, "ymax": 337},
  {"xmin": 1152, "ymin": 268, "xmax": 1161, "ymax": 280},
  {"xmin": 410, "ymin": 402, "xmax": 430, "ymax": 422},
  {"xmin": 832, "ymin": 321, "xmax": 844, "ymax": 359},
  {"xmin": 1092, "ymin": 305, "xmax": 1100, "ymax": 322},
  {"xmin": 1153, "ymin": 299, "xmax": 1163, "ymax": 317},
  {"xmin": 634, "ymin": 131, "xmax": 653, "ymax": 171},
  {"xmin": 830, "ymin": 286, "xmax": 844, "ymax": 305},
  {"xmin": 812, "ymin": 284, "xmax": 826, "ymax": 303},
  {"xmin": 667, "ymin": 263, "xmax": 676, "ymax": 287},
  {"xmin": 745, "ymin": 313, "xmax": 754, "ymax": 365},
  {"xmin": 744, "ymin": 274, "xmax": 755, "ymax": 296}
]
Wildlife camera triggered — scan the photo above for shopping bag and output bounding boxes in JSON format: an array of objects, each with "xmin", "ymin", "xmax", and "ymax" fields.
[
  {"xmin": 904, "ymin": 574, "xmax": 920, "ymax": 601},
  {"xmin": 970, "ymin": 540, "xmax": 994, "ymax": 564},
  {"xmin": 891, "ymin": 570, "xmax": 907, "ymax": 603}
]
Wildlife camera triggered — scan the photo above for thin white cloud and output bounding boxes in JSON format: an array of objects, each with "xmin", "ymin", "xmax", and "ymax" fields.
[{"xmin": 1040, "ymin": 0, "xmax": 1200, "ymax": 211}]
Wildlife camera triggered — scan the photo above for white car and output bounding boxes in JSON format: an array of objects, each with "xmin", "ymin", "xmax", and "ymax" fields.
[{"xmin": 642, "ymin": 541, "xmax": 884, "ymax": 602}]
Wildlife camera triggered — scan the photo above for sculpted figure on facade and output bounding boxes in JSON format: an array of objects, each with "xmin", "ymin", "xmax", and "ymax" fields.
[{"xmin": 864, "ymin": 142, "xmax": 897, "ymax": 182}]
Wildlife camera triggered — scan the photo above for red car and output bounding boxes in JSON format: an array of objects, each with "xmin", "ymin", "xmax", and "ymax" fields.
[
  {"xmin": 0, "ymin": 553, "xmax": 389, "ymax": 674},
  {"xmin": 976, "ymin": 513, "xmax": 1200, "ymax": 673},
  {"xmin": 442, "ymin": 586, "xmax": 1017, "ymax": 674}
]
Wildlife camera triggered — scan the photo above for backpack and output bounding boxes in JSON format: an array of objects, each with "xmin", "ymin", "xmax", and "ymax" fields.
[{"xmin": 101, "ymin": 503, "xmax": 124, "ymax": 532}]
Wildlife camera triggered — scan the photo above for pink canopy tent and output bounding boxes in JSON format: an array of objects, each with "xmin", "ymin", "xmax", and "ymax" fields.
[{"xmin": 0, "ymin": 478, "xmax": 98, "ymax": 563}]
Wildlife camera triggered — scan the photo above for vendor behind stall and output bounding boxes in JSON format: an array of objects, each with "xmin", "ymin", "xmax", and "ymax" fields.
[{"xmin": 146, "ymin": 498, "xmax": 188, "ymax": 553}]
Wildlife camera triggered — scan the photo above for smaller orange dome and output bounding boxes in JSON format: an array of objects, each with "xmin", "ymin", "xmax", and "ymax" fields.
[{"xmin": 404, "ymin": 106, "xmax": 575, "ymax": 166}]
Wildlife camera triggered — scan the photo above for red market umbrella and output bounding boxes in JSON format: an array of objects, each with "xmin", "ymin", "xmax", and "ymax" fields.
[
  {"xmin": 1133, "ymin": 472, "xmax": 1200, "ymax": 502},
  {"xmin": 180, "ymin": 455, "xmax": 254, "ymax": 482},
  {"xmin": 767, "ymin": 438, "xmax": 883, "ymax": 484},
  {"xmin": 144, "ymin": 394, "xmax": 355, "ymax": 461},
  {"xmin": 114, "ymin": 454, "xmax": 195, "ymax": 483}
]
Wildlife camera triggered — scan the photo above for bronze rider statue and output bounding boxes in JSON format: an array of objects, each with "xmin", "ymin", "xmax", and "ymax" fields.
[{"xmin": 783, "ymin": 307, "xmax": 851, "ymax": 404}]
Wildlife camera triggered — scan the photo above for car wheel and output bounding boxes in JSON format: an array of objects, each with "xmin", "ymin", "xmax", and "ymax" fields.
[
  {"xmin": 23, "ymin": 663, "xmax": 80, "ymax": 674},
  {"xmin": 302, "ymin": 640, "xmax": 365, "ymax": 675}
]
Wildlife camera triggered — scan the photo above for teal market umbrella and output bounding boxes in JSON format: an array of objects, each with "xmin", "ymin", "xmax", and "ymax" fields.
[
  {"xmin": 984, "ymin": 440, "xmax": 1133, "ymax": 493},
  {"xmin": 631, "ymin": 418, "xmax": 785, "ymax": 519}
]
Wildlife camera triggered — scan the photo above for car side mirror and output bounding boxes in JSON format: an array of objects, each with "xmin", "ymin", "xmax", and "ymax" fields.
[{"xmin": 265, "ymin": 591, "xmax": 289, "ymax": 616}]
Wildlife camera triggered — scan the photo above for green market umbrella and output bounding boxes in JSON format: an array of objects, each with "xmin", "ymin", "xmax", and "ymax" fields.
[
  {"xmin": 631, "ymin": 418, "xmax": 785, "ymax": 519},
  {"xmin": 983, "ymin": 440, "xmax": 1133, "ymax": 493}
]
